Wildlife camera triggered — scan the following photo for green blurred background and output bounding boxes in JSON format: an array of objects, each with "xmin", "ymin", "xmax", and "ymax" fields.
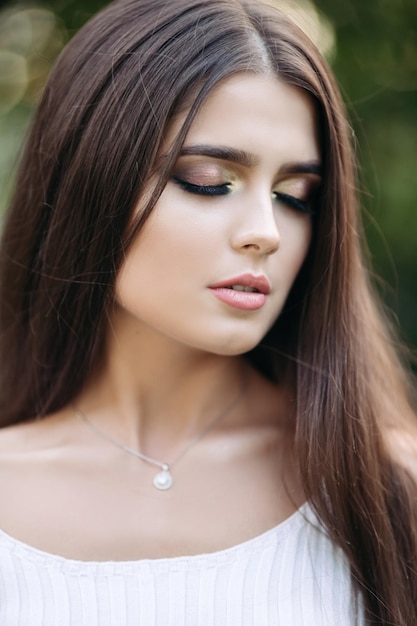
[{"xmin": 0, "ymin": 0, "xmax": 416, "ymax": 356}]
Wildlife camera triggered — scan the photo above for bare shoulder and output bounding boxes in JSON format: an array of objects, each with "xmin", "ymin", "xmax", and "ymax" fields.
[
  {"xmin": 0, "ymin": 409, "xmax": 79, "ymax": 463},
  {"xmin": 0, "ymin": 419, "xmax": 44, "ymax": 459},
  {"xmin": 383, "ymin": 425, "xmax": 417, "ymax": 481}
]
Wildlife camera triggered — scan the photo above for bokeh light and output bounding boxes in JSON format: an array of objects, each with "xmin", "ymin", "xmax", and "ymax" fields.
[
  {"xmin": 265, "ymin": 0, "xmax": 336, "ymax": 59},
  {"xmin": 0, "ymin": 6, "xmax": 66, "ymax": 113}
]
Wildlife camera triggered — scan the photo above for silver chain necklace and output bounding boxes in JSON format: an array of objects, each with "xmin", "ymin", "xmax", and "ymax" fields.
[{"xmin": 74, "ymin": 376, "xmax": 246, "ymax": 491}]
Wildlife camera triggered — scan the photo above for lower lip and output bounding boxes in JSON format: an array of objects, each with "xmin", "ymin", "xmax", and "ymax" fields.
[{"xmin": 209, "ymin": 287, "xmax": 267, "ymax": 311}]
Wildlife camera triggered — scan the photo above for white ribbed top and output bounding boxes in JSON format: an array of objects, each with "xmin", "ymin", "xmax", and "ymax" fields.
[{"xmin": 0, "ymin": 503, "xmax": 363, "ymax": 625}]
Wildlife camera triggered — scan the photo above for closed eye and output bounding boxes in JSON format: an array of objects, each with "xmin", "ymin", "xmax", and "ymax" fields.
[
  {"xmin": 274, "ymin": 192, "xmax": 315, "ymax": 215},
  {"xmin": 173, "ymin": 177, "xmax": 231, "ymax": 197}
]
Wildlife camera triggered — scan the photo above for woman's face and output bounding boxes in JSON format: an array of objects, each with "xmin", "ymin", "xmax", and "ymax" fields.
[{"xmin": 115, "ymin": 73, "xmax": 321, "ymax": 355}]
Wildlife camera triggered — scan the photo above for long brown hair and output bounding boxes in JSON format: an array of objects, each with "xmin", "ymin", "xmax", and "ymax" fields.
[{"xmin": 0, "ymin": 0, "xmax": 416, "ymax": 622}]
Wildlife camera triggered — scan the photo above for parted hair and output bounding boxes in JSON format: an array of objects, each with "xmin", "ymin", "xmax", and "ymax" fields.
[{"xmin": 0, "ymin": 0, "xmax": 416, "ymax": 622}]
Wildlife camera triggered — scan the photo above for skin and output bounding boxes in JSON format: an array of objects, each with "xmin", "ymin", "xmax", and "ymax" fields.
[
  {"xmin": 0, "ymin": 73, "xmax": 321, "ymax": 560},
  {"xmin": 115, "ymin": 74, "xmax": 320, "ymax": 358}
]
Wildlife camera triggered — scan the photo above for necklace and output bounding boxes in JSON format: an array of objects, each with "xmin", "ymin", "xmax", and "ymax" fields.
[{"xmin": 74, "ymin": 375, "xmax": 246, "ymax": 491}]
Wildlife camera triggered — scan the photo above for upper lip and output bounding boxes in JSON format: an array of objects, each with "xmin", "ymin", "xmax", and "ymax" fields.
[{"xmin": 209, "ymin": 273, "xmax": 271, "ymax": 295}]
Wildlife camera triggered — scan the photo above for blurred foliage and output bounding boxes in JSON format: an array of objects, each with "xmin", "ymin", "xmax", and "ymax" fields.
[
  {"xmin": 316, "ymin": 0, "xmax": 417, "ymax": 356},
  {"xmin": 0, "ymin": 0, "xmax": 416, "ymax": 354}
]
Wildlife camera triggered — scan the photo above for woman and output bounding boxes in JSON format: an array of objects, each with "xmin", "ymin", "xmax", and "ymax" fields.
[{"xmin": 0, "ymin": 0, "xmax": 416, "ymax": 623}]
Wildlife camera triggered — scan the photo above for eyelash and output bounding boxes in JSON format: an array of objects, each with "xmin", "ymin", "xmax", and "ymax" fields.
[
  {"xmin": 173, "ymin": 177, "xmax": 315, "ymax": 215},
  {"xmin": 274, "ymin": 192, "xmax": 315, "ymax": 216},
  {"xmin": 173, "ymin": 178, "xmax": 231, "ymax": 196}
]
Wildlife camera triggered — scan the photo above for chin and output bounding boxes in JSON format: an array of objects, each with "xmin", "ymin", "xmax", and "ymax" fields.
[{"xmin": 201, "ymin": 334, "xmax": 266, "ymax": 357}]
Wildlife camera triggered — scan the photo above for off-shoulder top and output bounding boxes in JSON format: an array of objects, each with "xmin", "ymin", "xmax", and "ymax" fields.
[{"xmin": 0, "ymin": 503, "xmax": 363, "ymax": 625}]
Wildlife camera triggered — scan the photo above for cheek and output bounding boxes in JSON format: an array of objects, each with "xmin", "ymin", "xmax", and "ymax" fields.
[
  {"xmin": 296, "ymin": 223, "xmax": 313, "ymax": 268},
  {"xmin": 114, "ymin": 211, "xmax": 206, "ymax": 309},
  {"xmin": 278, "ymin": 216, "xmax": 313, "ymax": 280}
]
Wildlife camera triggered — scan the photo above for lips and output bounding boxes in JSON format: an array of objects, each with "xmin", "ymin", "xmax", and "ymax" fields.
[
  {"xmin": 209, "ymin": 273, "xmax": 271, "ymax": 311},
  {"xmin": 209, "ymin": 274, "xmax": 271, "ymax": 294}
]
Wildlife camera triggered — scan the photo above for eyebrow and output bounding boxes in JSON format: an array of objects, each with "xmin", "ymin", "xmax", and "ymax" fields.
[
  {"xmin": 180, "ymin": 145, "xmax": 258, "ymax": 166},
  {"xmin": 179, "ymin": 144, "xmax": 322, "ymax": 176}
]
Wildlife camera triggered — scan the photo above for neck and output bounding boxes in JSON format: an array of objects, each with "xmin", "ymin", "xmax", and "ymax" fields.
[{"xmin": 75, "ymin": 315, "xmax": 248, "ymax": 461}]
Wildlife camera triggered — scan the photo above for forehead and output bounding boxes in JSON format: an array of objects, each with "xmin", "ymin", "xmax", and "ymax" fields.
[{"xmin": 166, "ymin": 73, "xmax": 320, "ymax": 165}]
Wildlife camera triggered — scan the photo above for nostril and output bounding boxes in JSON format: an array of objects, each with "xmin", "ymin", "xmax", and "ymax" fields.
[{"xmin": 242, "ymin": 243, "xmax": 261, "ymax": 251}]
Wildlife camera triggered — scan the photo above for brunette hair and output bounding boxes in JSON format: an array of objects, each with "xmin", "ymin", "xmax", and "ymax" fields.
[{"xmin": 0, "ymin": 0, "xmax": 416, "ymax": 622}]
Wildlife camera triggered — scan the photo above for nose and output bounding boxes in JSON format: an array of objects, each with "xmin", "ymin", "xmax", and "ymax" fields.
[{"xmin": 231, "ymin": 193, "xmax": 280, "ymax": 256}]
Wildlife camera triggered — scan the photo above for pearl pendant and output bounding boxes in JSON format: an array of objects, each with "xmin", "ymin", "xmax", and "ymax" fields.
[{"xmin": 153, "ymin": 464, "xmax": 173, "ymax": 490}]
